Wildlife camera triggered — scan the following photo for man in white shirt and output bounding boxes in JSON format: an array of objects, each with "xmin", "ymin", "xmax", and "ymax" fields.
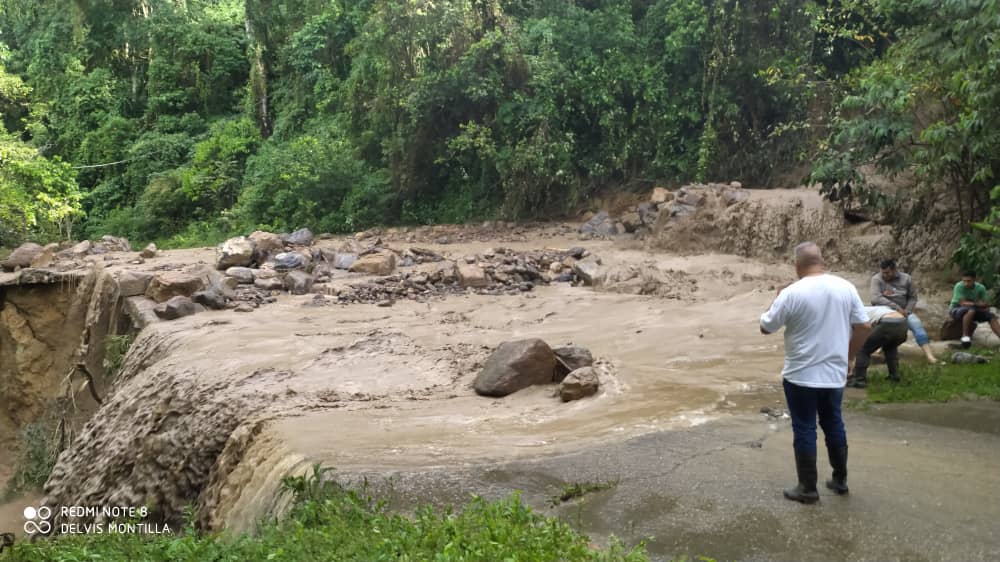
[{"xmin": 760, "ymin": 242, "xmax": 871, "ymax": 503}]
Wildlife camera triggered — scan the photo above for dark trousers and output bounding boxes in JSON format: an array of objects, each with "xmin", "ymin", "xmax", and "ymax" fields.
[
  {"xmin": 854, "ymin": 320, "xmax": 908, "ymax": 381},
  {"xmin": 783, "ymin": 379, "xmax": 846, "ymax": 456}
]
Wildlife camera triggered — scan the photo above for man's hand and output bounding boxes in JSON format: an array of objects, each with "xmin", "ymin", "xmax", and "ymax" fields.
[{"xmin": 975, "ymin": 300, "xmax": 990, "ymax": 309}]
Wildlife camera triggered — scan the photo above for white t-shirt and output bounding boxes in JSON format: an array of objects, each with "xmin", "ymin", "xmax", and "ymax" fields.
[{"xmin": 760, "ymin": 273, "xmax": 869, "ymax": 388}]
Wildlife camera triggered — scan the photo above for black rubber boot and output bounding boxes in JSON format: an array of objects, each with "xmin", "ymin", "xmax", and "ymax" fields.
[
  {"xmin": 784, "ymin": 451, "xmax": 820, "ymax": 504},
  {"xmin": 825, "ymin": 445, "xmax": 849, "ymax": 495}
]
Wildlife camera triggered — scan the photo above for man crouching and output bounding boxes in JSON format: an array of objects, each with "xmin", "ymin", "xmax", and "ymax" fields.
[{"xmin": 759, "ymin": 242, "xmax": 871, "ymax": 503}]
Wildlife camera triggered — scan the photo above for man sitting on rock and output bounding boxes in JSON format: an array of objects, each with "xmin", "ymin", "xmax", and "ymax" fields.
[
  {"xmin": 848, "ymin": 306, "xmax": 908, "ymax": 389},
  {"xmin": 870, "ymin": 259, "xmax": 936, "ymax": 363},
  {"xmin": 950, "ymin": 272, "xmax": 1000, "ymax": 346}
]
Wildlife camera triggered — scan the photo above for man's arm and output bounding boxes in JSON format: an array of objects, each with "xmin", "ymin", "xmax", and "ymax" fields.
[
  {"xmin": 870, "ymin": 276, "xmax": 898, "ymax": 309},
  {"xmin": 904, "ymin": 276, "xmax": 918, "ymax": 314},
  {"xmin": 760, "ymin": 288, "xmax": 789, "ymax": 335},
  {"xmin": 848, "ymin": 322, "xmax": 873, "ymax": 364}
]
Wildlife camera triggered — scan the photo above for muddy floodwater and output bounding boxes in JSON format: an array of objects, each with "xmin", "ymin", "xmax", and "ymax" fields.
[{"xmin": 3, "ymin": 203, "xmax": 999, "ymax": 560}]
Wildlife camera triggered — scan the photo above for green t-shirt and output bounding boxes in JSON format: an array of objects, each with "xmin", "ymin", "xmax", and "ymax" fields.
[{"xmin": 950, "ymin": 281, "xmax": 988, "ymax": 308}]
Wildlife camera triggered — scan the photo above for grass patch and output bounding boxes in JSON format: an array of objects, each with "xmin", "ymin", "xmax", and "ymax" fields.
[
  {"xmin": 864, "ymin": 348, "xmax": 999, "ymax": 403},
  {"xmin": 549, "ymin": 479, "xmax": 620, "ymax": 507},
  {"xmin": 2, "ymin": 413, "xmax": 60, "ymax": 501},
  {"xmin": 8, "ymin": 465, "xmax": 648, "ymax": 561},
  {"xmin": 103, "ymin": 334, "xmax": 134, "ymax": 378}
]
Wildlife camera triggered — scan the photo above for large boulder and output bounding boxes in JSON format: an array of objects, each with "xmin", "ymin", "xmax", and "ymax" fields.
[
  {"xmin": 216, "ymin": 236, "xmax": 255, "ymax": 269},
  {"xmin": 145, "ymin": 271, "xmax": 205, "ymax": 303},
  {"xmin": 620, "ymin": 211, "xmax": 642, "ymax": 233},
  {"xmin": 249, "ymin": 230, "xmax": 284, "ymax": 263},
  {"xmin": 153, "ymin": 296, "xmax": 198, "ymax": 320},
  {"xmin": 254, "ymin": 277, "xmax": 284, "ymax": 291},
  {"xmin": 225, "ymin": 267, "xmax": 255, "ymax": 284},
  {"xmin": 553, "ymin": 345, "xmax": 595, "ymax": 381},
  {"xmin": 286, "ymin": 228, "xmax": 314, "ymax": 246},
  {"xmin": 284, "ymin": 270, "xmax": 314, "ymax": 295},
  {"xmin": 70, "ymin": 240, "xmax": 93, "ymax": 257},
  {"xmin": 1, "ymin": 243, "xmax": 43, "ymax": 271},
  {"xmin": 140, "ymin": 243, "xmax": 158, "ymax": 259},
  {"xmin": 333, "ymin": 253, "xmax": 358, "ymax": 270},
  {"xmin": 559, "ymin": 367, "xmax": 600, "ymax": 402},
  {"xmin": 116, "ymin": 270, "xmax": 155, "ymax": 297},
  {"xmin": 572, "ymin": 256, "xmax": 603, "ymax": 286},
  {"xmin": 456, "ymin": 264, "xmax": 489, "ymax": 288},
  {"xmin": 579, "ymin": 211, "xmax": 616, "ymax": 237},
  {"xmin": 349, "ymin": 251, "xmax": 397, "ymax": 275},
  {"xmin": 473, "ymin": 339, "xmax": 559, "ymax": 397},
  {"xmin": 192, "ymin": 287, "xmax": 228, "ymax": 310},
  {"xmin": 124, "ymin": 296, "xmax": 160, "ymax": 329},
  {"xmin": 272, "ymin": 251, "xmax": 309, "ymax": 271},
  {"xmin": 100, "ymin": 235, "xmax": 132, "ymax": 252}
]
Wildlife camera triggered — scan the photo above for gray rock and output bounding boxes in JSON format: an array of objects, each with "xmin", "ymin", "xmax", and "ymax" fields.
[
  {"xmin": 100, "ymin": 235, "xmax": 132, "ymax": 252},
  {"xmin": 124, "ymin": 296, "xmax": 160, "ymax": 328},
  {"xmin": 572, "ymin": 257, "xmax": 603, "ymax": 286},
  {"xmin": 284, "ymin": 270, "xmax": 314, "ymax": 295},
  {"xmin": 1, "ymin": 242, "xmax": 43, "ymax": 271},
  {"xmin": 116, "ymin": 270, "xmax": 154, "ymax": 297},
  {"xmin": 456, "ymin": 264, "xmax": 489, "ymax": 288},
  {"xmin": 951, "ymin": 352, "xmax": 989, "ymax": 364},
  {"xmin": 579, "ymin": 211, "xmax": 616, "ymax": 236},
  {"xmin": 473, "ymin": 339, "xmax": 559, "ymax": 397},
  {"xmin": 620, "ymin": 211, "xmax": 642, "ymax": 233},
  {"xmin": 273, "ymin": 252, "xmax": 308, "ymax": 271},
  {"xmin": 249, "ymin": 230, "xmax": 284, "ymax": 263},
  {"xmin": 559, "ymin": 367, "xmax": 600, "ymax": 401},
  {"xmin": 154, "ymin": 296, "xmax": 198, "ymax": 320},
  {"xmin": 225, "ymin": 267, "xmax": 255, "ymax": 284},
  {"xmin": 234, "ymin": 303, "xmax": 255, "ymax": 313},
  {"xmin": 140, "ymin": 243, "xmax": 158, "ymax": 259},
  {"xmin": 333, "ymin": 253, "xmax": 358, "ymax": 270},
  {"xmin": 145, "ymin": 272, "xmax": 205, "ymax": 303},
  {"xmin": 217, "ymin": 236, "xmax": 255, "ymax": 269},
  {"xmin": 553, "ymin": 346, "xmax": 595, "ymax": 381},
  {"xmin": 255, "ymin": 277, "xmax": 285, "ymax": 291},
  {"xmin": 636, "ymin": 202, "xmax": 659, "ymax": 225},
  {"xmin": 286, "ymin": 228, "xmax": 314, "ymax": 246},
  {"xmin": 70, "ymin": 240, "xmax": 92, "ymax": 257},
  {"xmin": 568, "ymin": 247, "xmax": 586, "ymax": 259},
  {"xmin": 723, "ymin": 189, "xmax": 750, "ymax": 206},
  {"xmin": 192, "ymin": 287, "xmax": 227, "ymax": 310}
]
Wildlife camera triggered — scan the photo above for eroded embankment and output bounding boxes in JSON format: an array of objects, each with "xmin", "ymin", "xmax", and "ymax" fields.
[{"xmin": 0, "ymin": 267, "xmax": 128, "ymax": 456}]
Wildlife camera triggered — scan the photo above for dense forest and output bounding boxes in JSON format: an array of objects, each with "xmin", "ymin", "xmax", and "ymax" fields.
[{"xmin": 0, "ymin": 0, "xmax": 996, "ymax": 276}]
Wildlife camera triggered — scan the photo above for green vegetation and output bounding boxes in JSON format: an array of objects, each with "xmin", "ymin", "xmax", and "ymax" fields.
[
  {"xmin": 0, "ymin": 0, "xmax": 889, "ymax": 250},
  {"xmin": 102, "ymin": 334, "xmax": 135, "ymax": 379},
  {"xmin": 810, "ymin": 0, "xmax": 1000, "ymax": 286},
  {"xmin": 859, "ymin": 349, "xmax": 999, "ymax": 403},
  {"xmin": 8, "ymin": 465, "xmax": 648, "ymax": 561},
  {"xmin": 2, "ymin": 412, "xmax": 60, "ymax": 501},
  {"xmin": 550, "ymin": 479, "xmax": 621, "ymax": 506}
]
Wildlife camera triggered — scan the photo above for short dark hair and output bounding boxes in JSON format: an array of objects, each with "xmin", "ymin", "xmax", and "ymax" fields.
[
  {"xmin": 879, "ymin": 258, "xmax": 896, "ymax": 269},
  {"xmin": 963, "ymin": 271, "xmax": 977, "ymax": 278}
]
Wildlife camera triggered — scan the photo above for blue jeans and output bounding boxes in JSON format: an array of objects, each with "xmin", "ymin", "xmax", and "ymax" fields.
[
  {"xmin": 907, "ymin": 313, "xmax": 930, "ymax": 346},
  {"xmin": 782, "ymin": 379, "xmax": 847, "ymax": 456}
]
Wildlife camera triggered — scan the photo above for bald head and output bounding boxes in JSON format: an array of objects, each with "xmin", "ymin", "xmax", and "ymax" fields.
[{"xmin": 794, "ymin": 242, "xmax": 825, "ymax": 277}]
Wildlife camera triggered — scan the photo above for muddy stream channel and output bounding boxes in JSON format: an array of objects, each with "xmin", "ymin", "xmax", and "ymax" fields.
[{"xmin": 2, "ymin": 211, "xmax": 998, "ymax": 561}]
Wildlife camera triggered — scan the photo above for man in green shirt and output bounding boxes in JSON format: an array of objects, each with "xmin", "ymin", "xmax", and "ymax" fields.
[{"xmin": 950, "ymin": 271, "xmax": 1000, "ymax": 345}]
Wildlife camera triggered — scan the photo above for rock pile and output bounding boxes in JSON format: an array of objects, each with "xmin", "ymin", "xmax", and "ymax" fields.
[
  {"xmin": 578, "ymin": 181, "xmax": 748, "ymax": 239},
  {"xmin": 473, "ymin": 338, "xmax": 601, "ymax": 401}
]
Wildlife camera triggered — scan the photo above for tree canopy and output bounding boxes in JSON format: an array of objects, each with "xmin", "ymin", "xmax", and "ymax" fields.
[{"xmin": 0, "ymin": 0, "xmax": 995, "ymax": 276}]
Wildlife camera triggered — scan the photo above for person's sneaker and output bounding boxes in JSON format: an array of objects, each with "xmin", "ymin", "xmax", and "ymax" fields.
[{"xmin": 961, "ymin": 336, "xmax": 972, "ymax": 348}]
